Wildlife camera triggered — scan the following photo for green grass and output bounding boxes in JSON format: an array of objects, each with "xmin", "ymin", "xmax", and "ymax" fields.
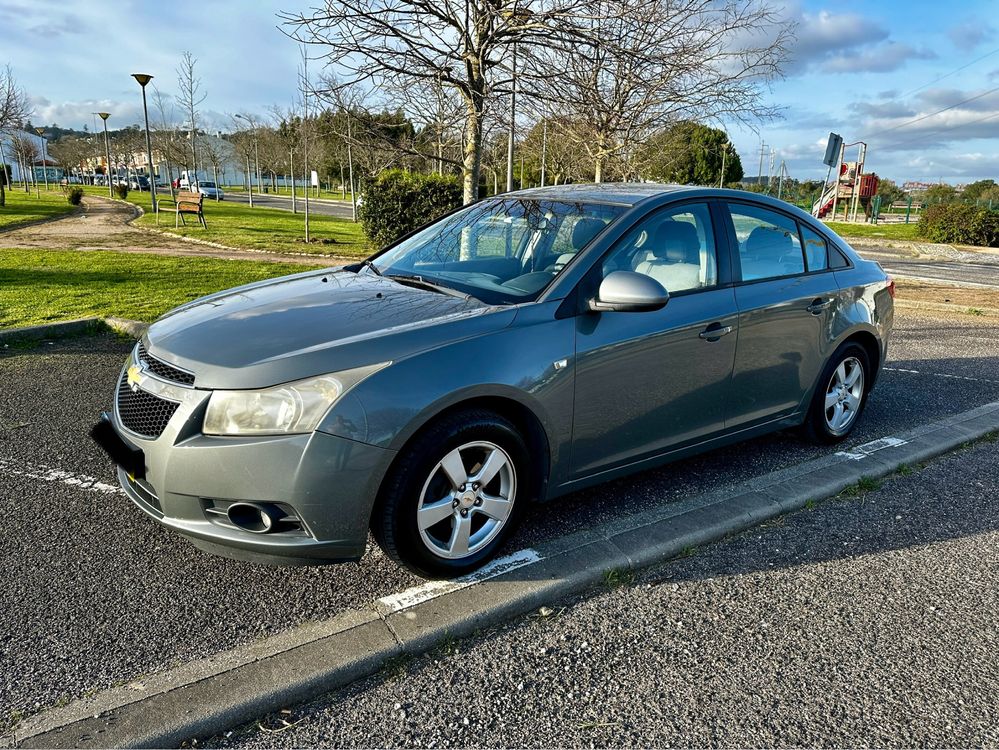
[
  {"xmin": 80, "ymin": 185, "xmax": 369, "ymax": 257},
  {"xmin": 0, "ymin": 248, "xmax": 324, "ymax": 329},
  {"xmin": 0, "ymin": 186, "xmax": 77, "ymax": 229},
  {"xmin": 824, "ymin": 221, "xmax": 924, "ymax": 241}
]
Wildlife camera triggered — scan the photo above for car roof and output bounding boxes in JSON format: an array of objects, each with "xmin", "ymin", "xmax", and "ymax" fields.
[{"xmin": 504, "ymin": 183, "xmax": 694, "ymax": 206}]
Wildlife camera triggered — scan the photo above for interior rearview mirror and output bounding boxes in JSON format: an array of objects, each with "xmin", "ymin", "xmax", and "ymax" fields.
[{"xmin": 589, "ymin": 271, "xmax": 669, "ymax": 313}]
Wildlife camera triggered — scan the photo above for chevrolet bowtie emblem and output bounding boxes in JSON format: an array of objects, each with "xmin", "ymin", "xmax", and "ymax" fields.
[{"xmin": 126, "ymin": 363, "xmax": 143, "ymax": 391}]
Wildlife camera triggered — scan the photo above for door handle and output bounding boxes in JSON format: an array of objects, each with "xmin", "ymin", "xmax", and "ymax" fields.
[
  {"xmin": 699, "ymin": 324, "xmax": 733, "ymax": 341},
  {"xmin": 807, "ymin": 298, "xmax": 832, "ymax": 314}
]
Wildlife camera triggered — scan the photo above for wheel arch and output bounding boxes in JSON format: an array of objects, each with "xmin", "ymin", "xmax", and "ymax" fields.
[{"xmin": 372, "ymin": 394, "xmax": 553, "ymax": 531}]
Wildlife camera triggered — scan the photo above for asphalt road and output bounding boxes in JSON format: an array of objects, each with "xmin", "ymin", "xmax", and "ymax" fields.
[
  {"xmin": 212, "ymin": 437, "xmax": 999, "ymax": 748},
  {"xmin": 1, "ymin": 307, "xmax": 998, "ymax": 729},
  {"xmin": 224, "ymin": 192, "xmax": 355, "ymax": 219},
  {"xmin": 875, "ymin": 258, "xmax": 999, "ymax": 288}
]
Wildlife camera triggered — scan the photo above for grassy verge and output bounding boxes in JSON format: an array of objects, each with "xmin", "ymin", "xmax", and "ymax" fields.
[
  {"xmin": 0, "ymin": 187, "xmax": 76, "ymax": 229},
  {"xmin": 0, "ymin": 248, "xmax": 325, "ymax": 329},
  {"xmin": 80, "ymin": 185, "xmax": 369, "ymax": 257},
  {"xmin": 824, "ymin": 220, "xmax": 924, "ymax": 241}
]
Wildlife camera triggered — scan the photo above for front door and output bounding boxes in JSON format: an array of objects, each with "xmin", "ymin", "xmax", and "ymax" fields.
[{"xmin": 570, "ymin": 202, "xmax": 738, "ymax": 479}]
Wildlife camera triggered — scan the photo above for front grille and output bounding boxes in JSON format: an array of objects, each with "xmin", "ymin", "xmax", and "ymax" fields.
[
  {"xmin": 137, "ymin": 342, "xmax": 195, "ymax": 386},
  {"xmin": 116, "ymin": 373, "xmax": 180, "ymax": 439}
]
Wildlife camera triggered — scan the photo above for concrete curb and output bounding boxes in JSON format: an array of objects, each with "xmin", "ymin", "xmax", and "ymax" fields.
[
  {"xmin": 0, "ymin": 317, "xmax": 148, "ymax": 345},
  {"xmin": 10, "ymin": 400, "xmax": 999, "ymax": 749}
]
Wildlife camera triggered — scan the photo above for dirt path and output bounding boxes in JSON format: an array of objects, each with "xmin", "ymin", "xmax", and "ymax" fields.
[{"xmin": 0, "ymin": 197, "xmax": 338, "ymax": 266}]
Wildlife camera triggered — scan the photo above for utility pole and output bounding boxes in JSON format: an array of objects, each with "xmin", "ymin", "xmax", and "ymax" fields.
[
  {"xmin": 757, "ymin": 142, "xmax": 768, "ymax": 187},
  {"xmin": 290, "ymin": 149, "xmax": 296, "ymax": 213},
  {"xmin": 34, "ymin": 128, "xmax": 49, "ymax": 191},
  {"xmin": 540, "ymin": 119, "xmax": 548, "ymax": 187},
  {"xmin": 767, "ymin": 148, "xmax": 775, "ymax": 190},
  {"xmin": 505, "ymin": 42, "xmax": 517, "ymax": 193},
  {"xmin": 777, "ymin": 160, "xmax": 787, "ymax": 200}
]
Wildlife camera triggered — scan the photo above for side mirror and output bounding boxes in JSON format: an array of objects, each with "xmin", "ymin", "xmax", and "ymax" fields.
[{"xmin": 589, "ymin": 271, "xmax": 669, "ymax": 313}]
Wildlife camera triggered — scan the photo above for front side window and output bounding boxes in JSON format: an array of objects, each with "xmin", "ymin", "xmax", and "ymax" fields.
[
  {"xmin": 728, "ymin": 203, "xmax": 805, "ymax": 281},
  {"xmin": 601, "ymin": 202, "xmax": 718, "ymax": 294},
  {"xmin": 373, "ymin": 199, "xmax": 623, "ymax": 304}
]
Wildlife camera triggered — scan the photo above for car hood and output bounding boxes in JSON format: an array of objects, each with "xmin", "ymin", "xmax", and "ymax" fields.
[{"xmin": 145, "ymin": 269, "xmax": 516, "ymax": 389}]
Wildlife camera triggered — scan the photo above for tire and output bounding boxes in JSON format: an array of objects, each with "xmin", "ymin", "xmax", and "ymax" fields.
[
  {"xmin": 372, "ymin": 409, "xmax": 531, "ymax": 578},
  {"xmin": 800, "ymin": 342, "xmax": 871, "ymax": 445}
]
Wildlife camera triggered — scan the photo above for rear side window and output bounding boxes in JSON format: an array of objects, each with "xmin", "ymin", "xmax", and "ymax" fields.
[
  {"xmin": 727, "ymin": 204, "xmax": 804, "ymax": 281},
  {"xmin": 800, "ymin": 224, "xmax": 829, "ymax": 272}
]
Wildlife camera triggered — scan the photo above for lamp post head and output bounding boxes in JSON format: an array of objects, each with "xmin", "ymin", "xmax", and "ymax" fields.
[
  {"xmin": 97, "ymin": 112, "xmax": 110, "ymax": 121},
  {"xmin": 132, "ymin": 73, "xmax": 154, "ymax": 87}
]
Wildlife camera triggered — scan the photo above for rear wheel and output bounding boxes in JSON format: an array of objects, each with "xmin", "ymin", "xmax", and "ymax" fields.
[
  {"xmin": 801, "ymin": 342, "xmax": 870, "ymax": 444},
  {"xmin": 372, "ymin": 410, "xmax": 529, "ymax": 578}
]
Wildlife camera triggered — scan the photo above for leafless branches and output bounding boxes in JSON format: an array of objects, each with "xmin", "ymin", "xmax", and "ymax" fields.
[{"xmin": 176, "ymin": 51, "xmax": 207, "ymax": 178}]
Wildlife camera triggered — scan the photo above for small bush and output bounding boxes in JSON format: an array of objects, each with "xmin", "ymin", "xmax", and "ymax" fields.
[
  {"xmin": 919, "ymin": 203, "xmax": 999, "ymax": 247},
  {"xmin": 358, "ymin": 169, "xmax": 463, "ymax": 248},
  {"xmin": 67, "ymin": 187, "xmax": 84, "ymax": 205},
  {"xmin": 113, "ymin": 183, "xmax": 129, "ymax": 200}
]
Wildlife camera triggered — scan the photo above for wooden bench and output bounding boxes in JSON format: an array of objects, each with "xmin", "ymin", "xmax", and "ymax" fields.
[{"xmin": 159, "ymin": 190, "xmax": 207, "ymax": 228}]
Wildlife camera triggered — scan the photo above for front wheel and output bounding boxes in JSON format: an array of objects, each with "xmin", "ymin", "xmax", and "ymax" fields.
[
  {"xmin": 801, "ymin": 342, "xmax": 870, "ymax": 444},
  {"xmin": 372, "ymin": 410, "xmax": 529, "ymax": 578}
]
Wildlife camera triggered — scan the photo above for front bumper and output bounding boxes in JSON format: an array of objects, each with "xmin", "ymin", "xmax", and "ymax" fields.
[{"xmin": 95, "ymin": 357, "xmax": 396, "ymax": 565}]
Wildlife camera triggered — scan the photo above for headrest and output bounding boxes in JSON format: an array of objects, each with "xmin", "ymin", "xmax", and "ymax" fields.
[
  {"xmin": 651, "ymin": 220, "xmax": 700, "ymax": 263},
  {"xmin": 571, "ymin": 217, "xmax": 607, "ymax": 250},
  {"xmin": 746, "ymin": 226, "xmax": 793, "ymax": 260}
]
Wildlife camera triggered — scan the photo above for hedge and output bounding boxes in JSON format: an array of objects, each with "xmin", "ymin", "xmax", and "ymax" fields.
[
  {"xmin": 358, "ymin": 169, "xmax": 463, "ymax": 248},
  {"xmin": 918, "ymin": 203, "xmax": 999, "ymax": 247}
]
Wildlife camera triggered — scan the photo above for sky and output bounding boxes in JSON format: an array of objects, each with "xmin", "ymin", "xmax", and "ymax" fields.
[{"xmin": 2, "ymin": 0, "xmax": 998, "ymax": 185}]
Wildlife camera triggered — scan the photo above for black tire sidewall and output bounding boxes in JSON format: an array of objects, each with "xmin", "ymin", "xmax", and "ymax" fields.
[
  {"xmin": 374, "ymin": 411, "xmax": 531, "ymax": 578},
  {"xmin": 806, "ymin": 342, "xmax": 871, "ymax": 444}
]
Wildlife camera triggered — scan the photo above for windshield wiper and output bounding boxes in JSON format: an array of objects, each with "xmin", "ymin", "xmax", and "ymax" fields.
[
  {"xmin": 385, "ymin": 274, "xmax": 471, "ymax": 301},
  {"xmin": 360, "ymin": 259, "xmax": 383, "ymax": 277}
]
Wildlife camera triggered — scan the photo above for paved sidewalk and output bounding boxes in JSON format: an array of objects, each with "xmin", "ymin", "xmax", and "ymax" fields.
[{"xmin": 213, "ymin": 438, "xmax": 999, "ymax": 748}]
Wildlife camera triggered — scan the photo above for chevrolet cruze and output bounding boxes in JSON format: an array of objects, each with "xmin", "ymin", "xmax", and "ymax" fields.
[{"xmin": 92, "ymin": 185, "xmax": 894, "ymax": 578}]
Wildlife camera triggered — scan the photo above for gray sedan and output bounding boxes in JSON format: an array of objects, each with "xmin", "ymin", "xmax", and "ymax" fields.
[{"xmin": 91, "ymin": 185, "xmax": 894, "ymax": 577}]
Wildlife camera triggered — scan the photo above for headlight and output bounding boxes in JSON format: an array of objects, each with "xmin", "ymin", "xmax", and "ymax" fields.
[{"xmin": 203, "ymin": 363, "xmax": 389, "ymax": 436}]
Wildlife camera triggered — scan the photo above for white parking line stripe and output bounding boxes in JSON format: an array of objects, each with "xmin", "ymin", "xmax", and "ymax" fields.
[
  {"xmin": 0, "ymin": 458, "xmax": 124, "ymax": 495},
  {"xmin": 377, "ymin": 548, "xmax": 542, "ymax": 612},
  {"xmin": 884, "ymin": 367, "xmax": 999, "ymax": 386},
  {"xmin": 836, "ymin": 436, "xmax": 908, "ymax": 461}
]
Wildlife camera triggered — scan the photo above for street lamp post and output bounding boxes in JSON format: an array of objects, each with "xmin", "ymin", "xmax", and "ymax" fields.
[
  {"xmin": 132, "ymin": 73, "xmax": 158, "ymax": 213},
  {"xmin": 97, "ymin": 112, "xmax": 113, "ymax": 198},
  {"xmin": 34, "ymin": 128, "xmax": 49, "ymax": 191}
]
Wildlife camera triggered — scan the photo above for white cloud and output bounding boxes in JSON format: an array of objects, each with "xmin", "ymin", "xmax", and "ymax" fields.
[
  {"xmin": 947, "ymin": 19, "xmax": 996, "ymax": 50},
  {"xmin": 822, "ymin": 42, "xmax": 937, "ymax": 74}
]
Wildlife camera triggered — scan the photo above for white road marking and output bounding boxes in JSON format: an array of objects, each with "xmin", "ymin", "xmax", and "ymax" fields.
[
  {"xmin": 377, "ymin": 548, "xmax": 542, "ymax": 612},
  {"xmin": 0, "ymin": 458, "xmax": 123, "ymax": 495},
  {"xmin": 883, "ymin": 367, "xmax": 999, "ymax": 386},
  {"xmin": 836, "ymin": 436, "xmax": 908, "ymax": 461}
]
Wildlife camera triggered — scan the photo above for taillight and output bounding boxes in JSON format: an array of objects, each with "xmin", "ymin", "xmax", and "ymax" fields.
[{"xmin": 887, "ymin": 275, "xmax": 896, "ymax": 299}]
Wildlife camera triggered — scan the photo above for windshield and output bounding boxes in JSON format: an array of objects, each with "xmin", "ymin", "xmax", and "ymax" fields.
[
  {"xmin": 372, "ymin": 199, "xmax": 623, "ymax": 304},
  {"xmin": 199, "ymin": 181, "xmax": 216, "ymax": 188}
]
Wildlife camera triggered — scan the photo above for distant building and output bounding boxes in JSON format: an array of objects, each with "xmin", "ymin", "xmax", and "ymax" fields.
[
  {"xmin": 901, "ymin": 180, "xmax": 939, "ymax": 192},
  {"xmin": 0, "ymin": 129, "xmax": 57, "ymax": 185}
]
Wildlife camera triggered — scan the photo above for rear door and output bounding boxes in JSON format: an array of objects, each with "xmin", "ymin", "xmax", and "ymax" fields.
[
  {"xmin": 721, "ymin": 201, "xmax": 842, "ymax": 427},
  {"xmin": 570, "ymin": 201, "xmax": 739, "ymax": 478}
]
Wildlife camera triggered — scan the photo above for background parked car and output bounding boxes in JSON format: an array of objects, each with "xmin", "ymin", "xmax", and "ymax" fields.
[{"xmin": 194, "ymin": 180, "xmax": 224, "ymax": 200}]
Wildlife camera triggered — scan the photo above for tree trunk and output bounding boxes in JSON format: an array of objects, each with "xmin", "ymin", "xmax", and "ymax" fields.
[
  {"xmin": 594, "ymin": 156, "xmax": 604, "ymax": 183},
  {"xmin": 462, "ymin": 106, "xmax": 482, "ymax": 204}
]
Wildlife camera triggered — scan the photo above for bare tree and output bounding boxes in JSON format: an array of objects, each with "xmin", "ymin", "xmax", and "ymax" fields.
[
  {"xmin": 176, "ymin": 51, "xmax": 207, "ymax": 181},
  {"xmin": 49, "ymin": 136, "xmax": 92, "ymax": 183},
  {"xmin": 0, "ymin": 64, "xmax": 31, "ymax": 206},
  {"xmin": 282, "ymin": 0, "xmax": 600, "ymax": 204},
  {"xmin": 532, "ymin": 0, "xmax": 792, "ymax": 181},
  {"xmin": 198, "ymin": 133, "xmax": 232, "ymax": 198},
  {"xmin": 8, "ymin": 132, "xmax": 38, "ymax": 193}
]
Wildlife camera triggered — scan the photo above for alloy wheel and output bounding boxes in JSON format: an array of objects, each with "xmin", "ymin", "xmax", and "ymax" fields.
[
  {"xmin": 824, "ymin": 356, "xmax": 864, "ymax": 433},
  {"xmin": 416, "ymin": 441, "xmax": 517, "ymax": 560}
]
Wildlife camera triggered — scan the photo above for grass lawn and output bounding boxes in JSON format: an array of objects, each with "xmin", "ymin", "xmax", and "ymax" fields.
[
  {"xmin": 824, "ymin": 220, "xmax": 924, "ymax": 241},
  {"xmin": 0, "ymin": 187, "xmax": 77, "ymax": 229},
  {"xmin": 0, "ymin": 248, "xmax": 325, "ymax": 329},
  {"xmin": 80, "ymin": 185, "xmax": 369, "ymax": 257}
]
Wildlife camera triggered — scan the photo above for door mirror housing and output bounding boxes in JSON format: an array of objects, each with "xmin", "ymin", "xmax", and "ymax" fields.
[{"xmin": 589, "ymin": 271, "xmax": 669, "ymax": 313}]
